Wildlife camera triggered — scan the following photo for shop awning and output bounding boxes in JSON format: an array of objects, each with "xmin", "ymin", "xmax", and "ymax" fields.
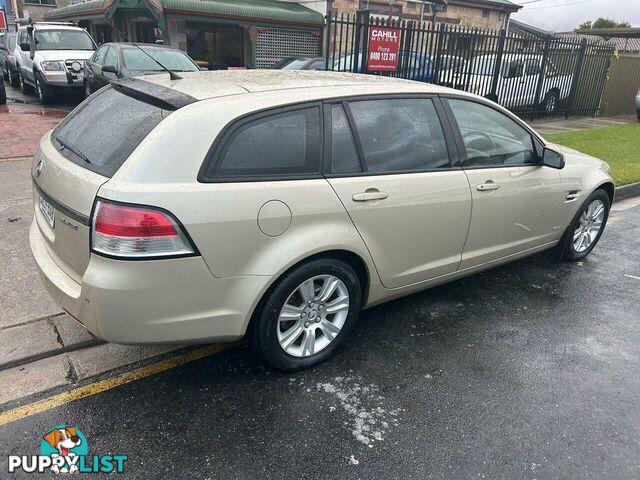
[{"xmin": 45, "ymin": 0, "xmax": 325, "ymax": 27}]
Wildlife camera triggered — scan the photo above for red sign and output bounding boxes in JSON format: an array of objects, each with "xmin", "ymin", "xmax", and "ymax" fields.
[
  {"xmin": 0, "ymin": 10, "xmax": 7, "ymax": 31},
  {"xmin": 366, "ymin": 27, "xmax": 401, "ymax": 72}
]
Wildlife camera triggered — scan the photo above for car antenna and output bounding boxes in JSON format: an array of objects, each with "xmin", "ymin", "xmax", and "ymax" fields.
[{"xmin": 108, "ymin": 22, "xmax": 182, "ymax": 80}]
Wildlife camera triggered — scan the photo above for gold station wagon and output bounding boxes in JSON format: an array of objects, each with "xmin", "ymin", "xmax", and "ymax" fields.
[{"xmin": 30, "ymin": 71, "xmax": 614, "ymax": 370}]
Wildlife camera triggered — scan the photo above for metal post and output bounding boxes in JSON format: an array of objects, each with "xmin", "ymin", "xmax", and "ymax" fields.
[
  {"xmin": 354, "ymin": 9, "xmax": 370, "ymax": 74},
  {"xmin": 489, "ymin": 28, "xmax": 507, "ymax": 101},
  {"xmin": 531, "ymin": 37, "xmax": 551, "ymax": 118},
  {"xmin": 433, "ymin": 22, "xmax": 446, "ymax": 84},
  {"xmin": 566, "ymin": 38, "xmax": 588, "ymax": 118}
]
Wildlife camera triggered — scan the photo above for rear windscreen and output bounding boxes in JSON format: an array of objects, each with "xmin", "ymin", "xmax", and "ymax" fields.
[{"xmin": 52, "ymin": 87, "xmax": 169, "ymax": 177}]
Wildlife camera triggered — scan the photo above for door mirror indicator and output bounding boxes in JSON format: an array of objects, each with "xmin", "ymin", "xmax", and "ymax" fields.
[
  {"xmin": 19, "ymin": 42, "xmax": 30, "ymax": 52},
  {"xmin": 542, "ymin": 147, "xmax": 565, "ymax": 169}
]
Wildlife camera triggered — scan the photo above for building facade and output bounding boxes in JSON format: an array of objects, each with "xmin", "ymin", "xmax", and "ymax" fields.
[
  {"xmin": 329, "ymin": 0, "xmax": 520, "ymax": 30},
  {"xmin": 43, "ymin": 0, "xmax": 325, "ymax": 69}
]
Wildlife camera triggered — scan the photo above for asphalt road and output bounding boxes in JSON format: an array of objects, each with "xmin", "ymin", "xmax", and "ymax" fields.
[{"xmin": 1, "ymin": 199, "xmax": 639, "ymax": 480}]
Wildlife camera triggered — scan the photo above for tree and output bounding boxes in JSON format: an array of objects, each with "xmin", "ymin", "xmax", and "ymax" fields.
[{"xmin": 577, "ymin": 18, "xmax": 632, "ymax": 31}]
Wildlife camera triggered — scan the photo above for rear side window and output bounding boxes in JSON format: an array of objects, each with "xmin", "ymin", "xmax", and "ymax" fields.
[
  {"xmin": 203, "ymin": 106, "xmax": 321, "ymax": 180},
  {"xmin": 347, "ymin": 98, "xmax": 451, "ymax": 173},
  {"xmin": 52, "ymin": 87, "xmax": 169, "ymax": 177}
]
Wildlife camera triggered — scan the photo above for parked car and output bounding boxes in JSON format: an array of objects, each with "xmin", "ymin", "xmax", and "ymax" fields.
[
  {"xmin": 270, "ymin": 56, "xmax": 326, "ymax": 70},
  {"xmin": 30, "ymin": 71, "xmax": 614, "ymax": 371},
  {"xmin": 14, "ymin": 22, "xmax": 96, "ymax": 105},
  {"xmin": 426, "ymin": 54, "xmax": 465, "ymax": 83},
  {"xmin": 332, "ymin": 51, "xmax": 433, "ymax": 82},
  {"xmin": 635, "ymin": 85, "xmax": 640, "ymax": 121},
  {"xmin": 1, "ymin": 32, "xmax": 19, "ymax": 87},
  {"xmin": 84, "ymin": 43, "xmax": 200, "ymax": 96},
  {"xmin": 451, "ymin": 54, "xmax": 572, "ymax": 112}
]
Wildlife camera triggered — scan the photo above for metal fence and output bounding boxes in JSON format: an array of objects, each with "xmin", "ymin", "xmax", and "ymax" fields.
[{"xmin": 324, "ymin": 10, "xmax": 615, "ymax": 120}]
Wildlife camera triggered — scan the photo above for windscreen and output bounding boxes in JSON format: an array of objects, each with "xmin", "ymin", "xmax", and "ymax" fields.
[
  {"xmin": 51, "ymin": 87, "xmax": 169, "ymax": 177},
  {"xmin": 122, "ymin": 48, "xmax": 199, "ymax": 72},
  {"xmin": 35, "ymin": 29, "xmax": 94, "ymax": 51}
]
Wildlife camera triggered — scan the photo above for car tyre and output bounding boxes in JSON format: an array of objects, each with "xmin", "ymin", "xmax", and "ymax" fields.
[
  {"xmin": 562, "ymin": 189, "xmax": 610, "ymax": 262},
  {"xmin": 19, "ymin": 71, "xmax": 34, "ymax": 94},
  {"xmin": 9, "ymin": 69, "xmax": 20, "ymax": 88},
  {"xmin": 253, "ymin": 258, "xmax": 362, "ymax": 371},
  {"xmin": 542, "ymin": 90, "xmax": 559, "ymax": 113},
  {"xmin": 2, "ymin": 66, "xmax": 8, "ymax": 81},
  {"xmin": 35, "ymin": 72, "xmax": 55, "ymax": 105},
  {"xmin": 0, "ymin": 81, "xmax": 6, "ymax": 105}
]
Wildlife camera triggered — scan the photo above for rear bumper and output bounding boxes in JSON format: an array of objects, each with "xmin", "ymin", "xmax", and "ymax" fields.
[{"xmin": 30, "ymin": 218, "xmax": 269, "ymax": 344}]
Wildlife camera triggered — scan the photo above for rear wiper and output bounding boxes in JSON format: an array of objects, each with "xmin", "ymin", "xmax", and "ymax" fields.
[{"xmin": 55, "ymin": 136, "xmax": 91, "ymax": 164}]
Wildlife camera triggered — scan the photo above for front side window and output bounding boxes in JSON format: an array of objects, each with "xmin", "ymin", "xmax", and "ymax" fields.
[
  {"xmin": 92, "ymin": 45, "xmax": 108, "ymax": 65},
  {"xmin": 525, "ymin": 59, "xmax": 541, "ymax": 76},
  {"xmin": 448, "ymin": 99, "xmax": 537, "ymax": 168},
  {"xmin": 347, "ymin": 98, "xmax": 451, "ymax": 173},
  {"xmin": 206, "ymin": 107, "xmax": 321, "ymax": 179},
  {"xmin": 103, "ymin": 47, "xmax": 117, "ymax": 67}
]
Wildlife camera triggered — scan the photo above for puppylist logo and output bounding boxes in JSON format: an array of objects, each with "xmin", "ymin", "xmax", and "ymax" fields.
[{"xmin": 8, "ymin": 425, "xmax": 128, "ymax": 474}]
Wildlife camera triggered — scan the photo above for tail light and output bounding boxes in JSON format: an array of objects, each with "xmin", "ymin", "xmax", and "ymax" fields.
[{"xmin": 91, "ymin": 199, "xmax": 196, "ymax": 259}]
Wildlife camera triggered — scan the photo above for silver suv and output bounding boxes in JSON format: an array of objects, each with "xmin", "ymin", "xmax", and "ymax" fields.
[{"xmin": 14, "ymin": 22, "xmax": 95, "ymax": 105}]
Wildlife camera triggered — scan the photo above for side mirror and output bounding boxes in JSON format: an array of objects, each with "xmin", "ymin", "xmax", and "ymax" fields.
[
  {"xmin": 102, "ymin": 64, "xmax": 118, "ymax": 75},
  {"xmin": 20, "ymin": 42, "xmax": 30, "ymax": 52},
  {"xmin": 542, "ymin": 147, "xmax": 565, "ymax": 169}
]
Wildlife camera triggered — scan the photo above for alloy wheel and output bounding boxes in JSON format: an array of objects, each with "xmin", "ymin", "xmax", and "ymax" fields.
[
  {"xmin": 546, "ymin": 94, "xmax": 557, "ymax": 112},
  {"xmin": 277, "ymin": 275, "xmax": 350, "ymax": 358},
  {"xmin": 573, "ymin": 199, "xmax": 605, "ymax": 253}
]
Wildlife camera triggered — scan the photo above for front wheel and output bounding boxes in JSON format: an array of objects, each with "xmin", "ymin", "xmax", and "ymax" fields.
[
  {"xmin": 563, "ymin": 189, "xmax": 610, "ymax": 261},
  {"xmin": 35, "ymin": 72, "xmax": 56, "ymax": 105},
  {"xmin": 253, "ymin": 258, "xmax": 362, "ymax": 371}
]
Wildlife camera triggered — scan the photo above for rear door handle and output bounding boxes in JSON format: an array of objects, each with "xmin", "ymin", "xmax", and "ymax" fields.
[
  {"xmin": 477, "ymin": 181, "xmax": 501, "ymax": 191},
  {"xmin": 352, "ymin": 190, "xmax": 389, "ymax": 202}
]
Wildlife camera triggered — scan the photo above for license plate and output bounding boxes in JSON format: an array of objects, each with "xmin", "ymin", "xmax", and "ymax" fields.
[{"xmin": 39, "ymin": 196, "xmax": 55, "ymax": 228}]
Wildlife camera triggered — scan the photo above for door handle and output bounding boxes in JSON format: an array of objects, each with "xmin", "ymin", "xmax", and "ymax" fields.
[
  {"xmin": 477, "ymin": 181, "xmax": 501, "ymax": 191},
  {"xmin": 352, "ymin": 189, "xmax": 389, "ymax": 202}
]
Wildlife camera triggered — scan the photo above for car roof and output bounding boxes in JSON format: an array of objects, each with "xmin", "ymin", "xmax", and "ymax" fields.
[{"xmin": 139, "ymin": 70, "xmax": 461, "ymax": 102}]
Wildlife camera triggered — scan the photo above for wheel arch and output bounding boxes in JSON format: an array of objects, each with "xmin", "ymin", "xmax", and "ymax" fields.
[
  {"xmin": 245, "ymin": 249, "xmax": 372, "ymax": 339},
  {"xmin": 596, "ymin": 181, "xmax": 615, "ymax": 205}
]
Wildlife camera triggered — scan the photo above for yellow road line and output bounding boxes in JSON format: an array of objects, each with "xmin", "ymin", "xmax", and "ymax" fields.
[{"xmin": 0, "ymin": 344, "xmax": 231, "ymax": 427}]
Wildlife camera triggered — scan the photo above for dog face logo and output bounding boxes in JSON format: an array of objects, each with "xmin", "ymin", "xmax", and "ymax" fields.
[{"xmin": 40, "ymin": 425, "xmax": 88, "ymax": 474}]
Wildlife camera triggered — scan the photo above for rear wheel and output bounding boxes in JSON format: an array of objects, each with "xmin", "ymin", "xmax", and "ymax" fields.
[
  {"xmin": 9, "ymin": 69, "xmax": 20, "ymax": 88},
  {"xmin": 543, "ymin": 90, "xmax": 559, "ymax": 113},
  {"xmin": 253, "ymin": 258, "xmax": 362, "ymax": 371},
  {"xmin": 563, "ymin": 189, "xmax": 610, "ymax": 261},
  {"xmin": 20, "ymin": 71, "xmax": 34, "ymax": 94},
  {"xmin": 0, "ymin": 81, "xmax": 5, "ymax": 105}
]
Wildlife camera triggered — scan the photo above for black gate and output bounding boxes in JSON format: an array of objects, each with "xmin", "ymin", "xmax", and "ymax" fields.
[{"xmin": 324, "ymin": 11, "xmax": 615, "ymax": 119}]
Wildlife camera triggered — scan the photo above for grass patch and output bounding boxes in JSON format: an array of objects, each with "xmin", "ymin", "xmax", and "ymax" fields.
[{"xmin": 545, "ymin": 123, "xmax": 640, "ymax": 186}]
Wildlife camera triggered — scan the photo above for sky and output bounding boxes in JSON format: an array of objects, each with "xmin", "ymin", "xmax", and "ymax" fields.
[{"xmin": 511, "ymin": 0, "xmax": 640, "ymax": 32}]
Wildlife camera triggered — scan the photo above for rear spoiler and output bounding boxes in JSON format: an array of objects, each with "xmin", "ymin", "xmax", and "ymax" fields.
[{"xmin": 112, "ymin": 78, "xmax": 196, "ymax": 111}]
